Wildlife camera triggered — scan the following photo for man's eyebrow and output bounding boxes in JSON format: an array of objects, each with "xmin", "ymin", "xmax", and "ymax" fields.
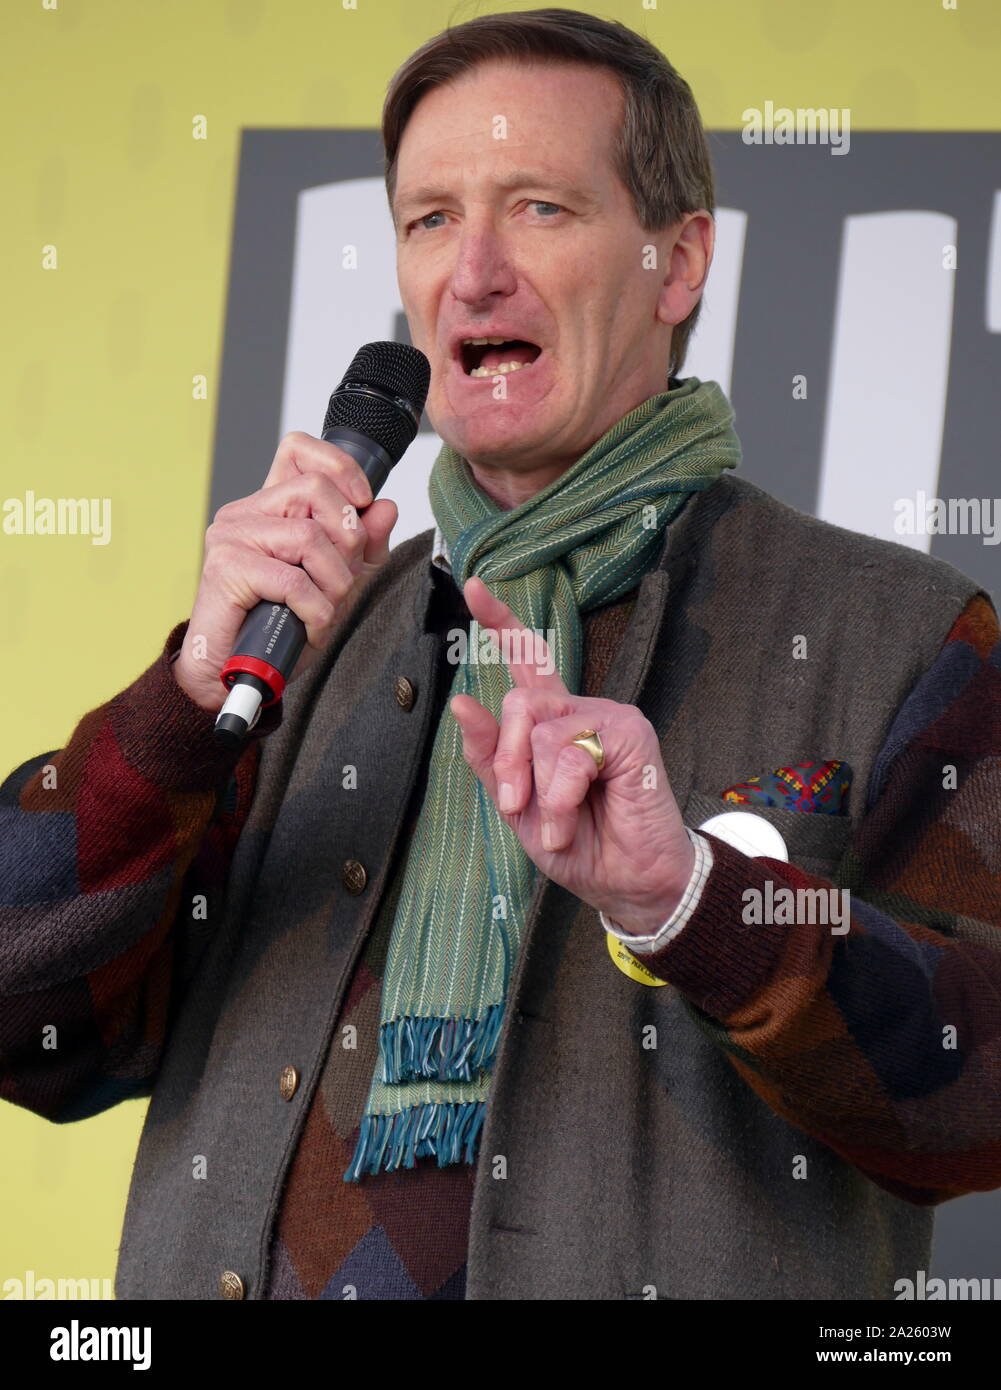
[{"xmin": 393, "ymin": 169, "xmax": 598, "ymax": 219}]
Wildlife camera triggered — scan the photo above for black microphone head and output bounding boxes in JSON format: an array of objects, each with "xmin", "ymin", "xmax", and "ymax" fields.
[{"xmin": 323, "ymin": 341, "xmax": 431, "ymax": 464}]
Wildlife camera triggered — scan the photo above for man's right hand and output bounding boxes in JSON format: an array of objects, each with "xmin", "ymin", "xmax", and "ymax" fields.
[{"xmin": 173, "ymin": 431, "xmax": 399, "ymax": 713}]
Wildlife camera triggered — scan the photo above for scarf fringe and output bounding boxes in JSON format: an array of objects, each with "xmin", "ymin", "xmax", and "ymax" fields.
[
  {"xmin": 379, "ymin": 1005, "xmax": 505, "ymax": 1083},
  {"xmin": 343, "ymin": 1100, "xmax": 486, "ymax": 1181}
]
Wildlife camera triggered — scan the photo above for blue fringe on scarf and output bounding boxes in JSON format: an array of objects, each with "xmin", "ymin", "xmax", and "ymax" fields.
[
  {"xmin": 343, "ymin": 1101, "xmax": 486, "ymax": 1181},
  {"xmin": 378, "ymin": 1005, "xmax": 505, "ymax": 1083}
]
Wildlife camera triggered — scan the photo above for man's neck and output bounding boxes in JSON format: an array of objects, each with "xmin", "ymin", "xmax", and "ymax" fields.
[
  {"xmin": 463, "ymin": 382, "xmax": 678, "ymax": 510},
  {"xmin": 467, "ymin": 459, "xmax": 568, "ymax": 511}
]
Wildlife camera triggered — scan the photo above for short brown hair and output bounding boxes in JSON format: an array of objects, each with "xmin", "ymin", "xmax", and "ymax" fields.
[{"xmin": 382, "ymin": 7, "xmax": 715, "ymax": 379}]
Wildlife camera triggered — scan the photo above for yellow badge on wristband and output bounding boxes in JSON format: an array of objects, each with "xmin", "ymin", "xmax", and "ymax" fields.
[{"xmin": 605, "ymin": 932, "xmax": 669, "ymax": 986}]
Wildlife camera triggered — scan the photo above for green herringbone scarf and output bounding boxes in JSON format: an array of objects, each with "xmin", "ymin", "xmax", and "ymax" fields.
[{"xmin": 345, "ymin": 377, "xmax": 740, "ymax": 1180}]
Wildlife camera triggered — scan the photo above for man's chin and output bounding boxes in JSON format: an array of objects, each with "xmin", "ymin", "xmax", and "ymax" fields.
[
  {"xmin": 435, "ymin": 400, "xmax": 560, "ymax": 465},
  {"xmin": 438, "ymin": 416, "xmax": 546, "ymax": 469}
]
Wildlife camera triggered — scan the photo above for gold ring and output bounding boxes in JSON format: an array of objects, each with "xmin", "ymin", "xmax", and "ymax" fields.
[{"xmin": 570, "ymin": 728, "xmax": 605, "ymax": 771}]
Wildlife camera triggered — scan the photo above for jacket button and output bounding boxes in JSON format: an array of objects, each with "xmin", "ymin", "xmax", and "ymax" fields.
[
  {"xmin": 279, "ymin": 1065, "xmax": 300, "ymax": 1101},
  {"xmin": 342, "ymin": 859, "xmax": 367, "ymax": 894},
  {"xmin": 219, "ymin": 1271, "xmax": 245, "ymax": 1300},
  {"xmin": 394, "ymin": 676, "xmax": 416, "ymax": 711}
]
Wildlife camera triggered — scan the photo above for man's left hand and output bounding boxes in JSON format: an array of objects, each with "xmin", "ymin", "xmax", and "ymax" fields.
[{"xmin": 449, "ymin": 576, "xmax": 695, "ymax": 936}]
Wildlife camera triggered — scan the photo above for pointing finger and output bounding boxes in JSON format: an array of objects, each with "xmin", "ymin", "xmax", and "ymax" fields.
[
  {"xmin": 450, "ymin": 694, "xmax": 500, "ymax": 803},
  {"xmin": 462, "ymin": 576, "xmax": 567, "ymax": 693}
]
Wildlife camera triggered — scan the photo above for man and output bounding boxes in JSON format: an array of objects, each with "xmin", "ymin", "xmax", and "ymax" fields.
[{"xmin": 2, "ymin": 9, "xmax": 1000, "ymax": 1301}]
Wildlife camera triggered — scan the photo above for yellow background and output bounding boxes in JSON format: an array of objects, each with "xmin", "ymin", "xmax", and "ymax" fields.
[{"xmin": 2, "ymin": 0, "xmax": 999, "ymax": 1295}]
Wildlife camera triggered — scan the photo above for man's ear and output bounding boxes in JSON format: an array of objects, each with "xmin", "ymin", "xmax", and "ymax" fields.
[{"xmin": 656, "ymin": 211, "xmax": 714, "ymax": 328}]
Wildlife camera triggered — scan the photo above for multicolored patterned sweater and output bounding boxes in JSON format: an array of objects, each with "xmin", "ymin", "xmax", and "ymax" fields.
[
  {"xmin": 2, "ymin": 565, "xmax": 1000, "ymax": 1294},
  {"xmin": 0, "ymin": 560, "xmax": 635, "ymax": 1298}
]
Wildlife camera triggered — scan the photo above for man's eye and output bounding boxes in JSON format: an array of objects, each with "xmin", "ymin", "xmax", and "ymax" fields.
[
  {"xmin": 408, "ymin": 211, "xmax": 446, "ymax": 233},
  {"xmin": 405, "ymin": 202, "xmax": 564, "ymax": 233}
]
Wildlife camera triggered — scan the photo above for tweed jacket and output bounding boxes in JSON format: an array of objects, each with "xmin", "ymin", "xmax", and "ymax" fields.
[{"xmin": 3, "ymin": 472, "xmax": 1000, "ymax": 1299}]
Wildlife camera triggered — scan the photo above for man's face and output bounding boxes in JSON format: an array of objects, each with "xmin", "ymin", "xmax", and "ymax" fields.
[{"xmin": 393, "ymin": 59, "xmax": 706, "ymax": 479}]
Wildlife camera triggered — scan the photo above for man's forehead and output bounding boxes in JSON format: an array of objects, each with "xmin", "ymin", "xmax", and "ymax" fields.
[{"xmin": 392, "ymin": 60, "xmax": 621, "ymax": 213}]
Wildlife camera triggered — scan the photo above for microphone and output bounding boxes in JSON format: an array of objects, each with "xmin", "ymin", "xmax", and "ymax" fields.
[{"xmin": 213, "ymin": 341, "xmax": 432, "ymax": 747}]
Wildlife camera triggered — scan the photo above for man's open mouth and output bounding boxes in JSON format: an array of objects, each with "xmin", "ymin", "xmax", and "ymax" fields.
[{"xmin": 459, "ymin": 337, "xmax": 543, "ymax": 377}]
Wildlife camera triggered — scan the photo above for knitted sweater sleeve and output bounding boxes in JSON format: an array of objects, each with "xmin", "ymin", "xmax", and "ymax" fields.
[
  {"xmin": 0, "ymin": 619, "xmax": 283, "ymax": 1122},
  {"xmin": 641, "ymin": 592, "xmax": 1001, "ymax": 1206}
]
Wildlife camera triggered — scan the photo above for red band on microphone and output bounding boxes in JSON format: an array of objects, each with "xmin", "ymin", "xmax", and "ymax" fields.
[{"xmin": 220, "ymin": 655, "xmax": 285, "ymax": 706}]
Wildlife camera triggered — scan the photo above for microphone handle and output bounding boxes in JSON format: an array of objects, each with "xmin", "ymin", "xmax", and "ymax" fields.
[{"xmin": 213, "ymin": 428, "xmax": 395, "ymax": 745}]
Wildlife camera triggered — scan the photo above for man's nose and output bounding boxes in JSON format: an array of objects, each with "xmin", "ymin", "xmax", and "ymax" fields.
[{"xmin": 448, "ymin": 222, "xmax": 518, "ymax": 304}]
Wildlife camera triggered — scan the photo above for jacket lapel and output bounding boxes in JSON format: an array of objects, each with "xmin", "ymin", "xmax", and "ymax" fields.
[{"xmin": 466, "ymin": 476, "xmax": 733, "ymax": 1286}]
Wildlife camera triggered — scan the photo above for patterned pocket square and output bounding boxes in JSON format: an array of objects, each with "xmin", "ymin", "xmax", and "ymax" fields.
[{"xmin": 721, "ymin": 760, "xmax": 852, "ymax": 815}]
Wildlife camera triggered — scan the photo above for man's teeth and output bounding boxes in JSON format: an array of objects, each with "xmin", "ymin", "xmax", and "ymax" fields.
[
  {"xmin": 468, "ymin": 360, "xmax": 533, "ymax": 378},
  {"xmin": 461, "ymin": 337, "xmax": 538, "ymax": 378}
]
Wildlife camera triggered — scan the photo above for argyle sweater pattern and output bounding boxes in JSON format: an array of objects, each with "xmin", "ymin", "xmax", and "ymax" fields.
[{"xmin": 2, "ymin": 573, "xmax": 1000, "ymax": 1295}]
